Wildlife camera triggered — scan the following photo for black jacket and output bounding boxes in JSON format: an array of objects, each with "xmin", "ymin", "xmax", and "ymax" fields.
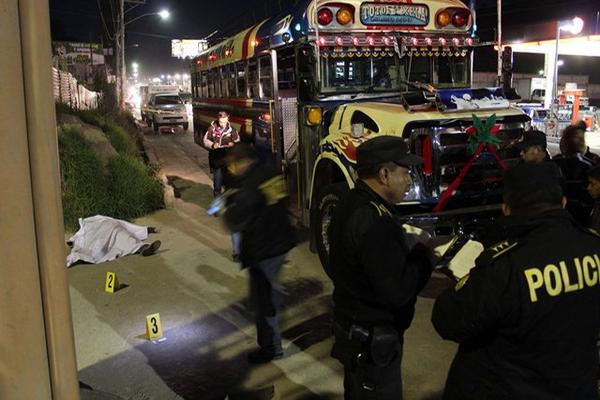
[
  {"xmin": 224, "ymin": 161, "xmax": 296, "ymax": 268},
  {"xmin": 432, "ymin": 209, "xmax": 600, "ymax": 400},
  {"xmin": 328, "ymin": 180, "xmax": 433, "ymax": 362}
]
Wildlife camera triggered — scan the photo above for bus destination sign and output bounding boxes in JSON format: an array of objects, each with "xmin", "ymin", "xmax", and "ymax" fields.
[{"xmin": 360, "ymin": 3, "xmax": 429, "ymax": 26}]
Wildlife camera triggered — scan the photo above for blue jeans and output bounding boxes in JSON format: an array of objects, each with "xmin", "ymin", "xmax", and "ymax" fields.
[
  {"xmin": 212, "ymin": 167, "xmax": 223, "ymax": 197},
  {"xmin": 248, "ymin": 253, "xmax": 287, "ymax": 353}
]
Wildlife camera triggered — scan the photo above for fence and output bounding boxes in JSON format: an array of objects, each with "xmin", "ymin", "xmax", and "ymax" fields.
[{"xmin": 52, "ymin": 67, "xmax": 100, "ymax": 110}]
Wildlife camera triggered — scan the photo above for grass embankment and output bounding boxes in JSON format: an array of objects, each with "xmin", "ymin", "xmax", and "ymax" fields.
[{"xmin": 57, "ymin": 104, "xmax": 164, "ymax": 231}]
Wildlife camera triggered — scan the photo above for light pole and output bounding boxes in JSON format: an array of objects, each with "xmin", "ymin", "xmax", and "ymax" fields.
[
  {"xmin": 548, "ymin": 17, "xmax": 583, "ymax": 108},
  {"xmin": 497, "ymin": 0, "xmax": 502, "ymax": 86},
  {"xmin": 118, "ymin": 6, "xmax": 170, "ymax": 107}
]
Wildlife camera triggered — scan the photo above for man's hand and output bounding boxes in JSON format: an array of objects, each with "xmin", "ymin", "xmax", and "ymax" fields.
[{"xmin": 227, "ymin": 142, "xmax": 235, "ymax": 147}]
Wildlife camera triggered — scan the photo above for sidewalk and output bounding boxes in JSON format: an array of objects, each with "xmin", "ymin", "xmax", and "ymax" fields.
[{"xmin": 68, "ymin": 129, "xmax": 457, "ymax": 400}]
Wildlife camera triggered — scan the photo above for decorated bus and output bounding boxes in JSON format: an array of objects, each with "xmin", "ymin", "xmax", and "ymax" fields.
[{"xmin": 190, "ymin": 0, "xmax": 529, "ymax": 266}]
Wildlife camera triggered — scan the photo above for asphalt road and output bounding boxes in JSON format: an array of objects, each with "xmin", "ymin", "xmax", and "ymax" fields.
[{"xmin": 69, "ymin": 121, "xmax": 458, "ymax": 400}]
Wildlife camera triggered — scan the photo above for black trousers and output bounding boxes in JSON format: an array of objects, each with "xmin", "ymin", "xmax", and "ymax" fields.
[{"xmin": 343, "ymin": 344, "xmax": 403, "ymax": 400}]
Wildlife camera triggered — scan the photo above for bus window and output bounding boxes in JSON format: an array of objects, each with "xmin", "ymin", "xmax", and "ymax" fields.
[
  {"xmin": 320, "ymin": 54, "xmax": 470, "ymax": 93},
  {"xmin": 247, "ymin": 60, "xmax": 258, "ymax": 99},
  {"xmin": 215, "ymin": 69, "xmax": 223, "ymax": 98},
  {"xmin": 201, "ymin": 71, "xmax": 208, "ymax": 98},
  {"xmin": 259, "ymin": 56, "xmax": 273, "ymax": 99},
  {"xmin": 208, "ymin": 69, "xmax": 215, "ymax": 98},
  {"xmin": 436, "ymin": 56, "xmax": 469, "ymax": 88},
  {"xmin": 277, "ymin": 47, "xmax": 297, "ymax": 94},
  {"xmin": 236, "ymin": 61, "xmax": 246, "ymax": 98},
  {"xmin": 226, "ymin": 64, "xmax": 236, "ymax": 97},
  {"xmin": 219, "ymin": 67, "xmax": 227, "ymax": 97}
]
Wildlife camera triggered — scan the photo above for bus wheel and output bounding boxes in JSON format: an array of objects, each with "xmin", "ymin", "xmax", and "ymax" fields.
[{"xmin": 312, "ymin": 182, "xmax": 349, "ymax": 275}]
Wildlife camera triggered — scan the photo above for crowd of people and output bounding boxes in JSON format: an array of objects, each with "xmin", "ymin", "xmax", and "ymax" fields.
[{"xmin": 203, "ymin": 112, "xmax": 600, "ymax": 399}]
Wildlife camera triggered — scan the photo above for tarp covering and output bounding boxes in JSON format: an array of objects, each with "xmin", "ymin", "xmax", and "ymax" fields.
[{"xmin": 66, "ymin": 215, "xmax": 149, "ymax": 267}]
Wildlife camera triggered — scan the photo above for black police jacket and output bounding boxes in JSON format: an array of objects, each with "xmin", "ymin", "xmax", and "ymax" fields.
[
  {"xmin": 224, "ymin": 161, "xmax": 296, "ymax": 268},
  {"xmin": 328, "ymin": 181, "xmax": 433, "ymax": 349},
  {"xmin": 432, "ymin": 209, "xmax": 600, "ymax": 400}
]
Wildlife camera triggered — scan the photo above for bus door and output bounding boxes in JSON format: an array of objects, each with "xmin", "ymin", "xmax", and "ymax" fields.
[{"xmin": 267, "ymin": 47, "xmax": 302, "ymax": 215}]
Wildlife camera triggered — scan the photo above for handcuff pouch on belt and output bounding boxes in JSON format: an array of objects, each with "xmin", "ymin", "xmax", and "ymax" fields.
[{"xmin": 349, "ymin": 324, "xmax": 399, "ymax": 367}]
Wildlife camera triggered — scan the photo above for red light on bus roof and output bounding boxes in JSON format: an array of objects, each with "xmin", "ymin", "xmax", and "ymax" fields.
[
  {"xmin": 412, "ymin": 37, "xmax": 419, "ymax": 46},
  {"xmin": 439, "ymin": 37, "xmax": 447, "ymax": 46},
  {"xmin": 318, "ymin": 8, "xmax": 334, "ymax": 26},
  {"xmin": 352, "ymin": 36, "xmax": 360, "ymax": 46},
  {"xmin": 452, "ymin": 37, "xmax": 460, "ymax": 46},
  {"xmin": 196, "ymin": 60, "xmax": 202, "ymax": 65},
  {"xmin": 452, "ymin": 10, "xmax": 469, "ymax": 28},
  {"xmin": 465, "ymin": 37, "xmax": 474, "ymax": 46},
  {"xmin": 367, "ymin": 36, "xmax": 376, "ymax": 46},
  {"xmin": 383, "ymin": 37, "xmax": 391, "ymax": 46},
  {"xmin": 318, "ymin": 36, "xmax": 327, "ymax": 46},
  {"xmin": 425, "ymin": 37, "xmax": 433, "ymax": 46},
  {"xmin": 335, "ymin": 36, "xmax": 343, "ymax": 46}
]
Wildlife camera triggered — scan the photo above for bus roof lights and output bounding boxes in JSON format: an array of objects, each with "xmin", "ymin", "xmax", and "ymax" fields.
[
  {"xmin": 425, "ymin": 37, "xmax": 433, "ymax": 46},
  {"xmin": 465, "ymin": 37, "xmax": 474, "ymax": 46},
  {"xmin": 452, "ymin": 10, "xmax": 469, "ymax": 28},
  {"xmin": 412, "ymin": 37, "xmax": 419, "ymax": 46},
  {"xmin": 452, "ymin": 37, "xmax": 460, "ymax": 46},
  {"xmin": 436, "ymin": 10, "xmax": 451, "ymax": 27},
  {"xmin": 352, "ymin": 36, "xmax": 360, "ymax": 46},
  {"xmin": 318, "ymin": 36, "xmax": 327, "ymax": 47},
  {"xmin": 367, "ymin": 36, "xmax": 376, "ymax": 46},
  {"xmin": 439, "ymin": 37, "xmax": 447, "ymax": 46},
  {"xmin": 336, "ymin": 7, "xmax": 354, "ymax": 25},
  {"xmin": 335, "ymin": 36, "xmax": 344, "ymax": 46},
  {"xmin": 383, "ymin": 37, "xmax": 392, "ymax": 46},
  {"xmin": 318, "ymin": 8, "xmax": 334, "ymax": 26}
]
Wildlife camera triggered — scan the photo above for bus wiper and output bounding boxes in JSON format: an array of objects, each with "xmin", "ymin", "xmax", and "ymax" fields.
[{"xmin": 400, "ymin": 80, "xmax": 438, "ymax": 94}]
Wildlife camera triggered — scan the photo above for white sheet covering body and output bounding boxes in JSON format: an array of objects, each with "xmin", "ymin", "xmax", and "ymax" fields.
[{"xmin": 66, "ymin": 215, "xmax": 149, "ymax": 267}]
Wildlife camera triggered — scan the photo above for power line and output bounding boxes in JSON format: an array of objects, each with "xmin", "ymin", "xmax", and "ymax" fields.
[{"xmin": 96, "ymin": 0, "xmax": 115, "ymax": 41}]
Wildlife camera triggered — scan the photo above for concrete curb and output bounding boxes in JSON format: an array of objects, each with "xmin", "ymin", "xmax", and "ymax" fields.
[{"xmin": 138, "ymin": 121, "xmax": 176, "ymax": 210}]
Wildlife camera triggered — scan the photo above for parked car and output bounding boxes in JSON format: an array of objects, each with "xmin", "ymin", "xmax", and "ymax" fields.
[{"xmin": 144, "ymin": 93, "xmax": 189, "ymax": 132}]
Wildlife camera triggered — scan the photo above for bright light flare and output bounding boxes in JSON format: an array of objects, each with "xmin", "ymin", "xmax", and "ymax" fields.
[
  {"xmin": 158, "ymin": 10, "xmax": 170, "ymax": 20},
  {"xmin": 560, "ymin": 17, "xmax": 584, "ymax": 35}
]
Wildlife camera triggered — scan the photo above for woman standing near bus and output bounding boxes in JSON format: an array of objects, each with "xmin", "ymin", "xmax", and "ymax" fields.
[{"xmin": 203, "ymin": 111, "xmax": 240, "ymax": 197}]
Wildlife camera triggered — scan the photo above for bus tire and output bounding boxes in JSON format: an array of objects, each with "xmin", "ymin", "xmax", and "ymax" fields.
[{"xmin": 312, "ymin": 182, "xmax": 349, "ymax": 276}]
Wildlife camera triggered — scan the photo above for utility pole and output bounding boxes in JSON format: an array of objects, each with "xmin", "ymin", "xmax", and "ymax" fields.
[
  {"xmin": 497, "ymin": 0, "xmax": 502, "ymax": 87},
  {"xmin": 120, "ymin": 0, "xmax": 125, "ymax": 108}
]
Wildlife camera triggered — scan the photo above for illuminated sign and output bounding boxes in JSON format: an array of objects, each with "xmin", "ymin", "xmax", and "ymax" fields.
[
  {"xmin": 360, "ymin": 3, "xmax": 429, "ymax": 26},
  {"xmin": 171, "ymin": 39, "xmax": 209, "ymax": 59}
]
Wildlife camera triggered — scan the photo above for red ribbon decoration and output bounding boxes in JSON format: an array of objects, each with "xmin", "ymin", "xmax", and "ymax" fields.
[{"xmin": 433, "ymin": 124, "xmax": 506, "ymax": 213}]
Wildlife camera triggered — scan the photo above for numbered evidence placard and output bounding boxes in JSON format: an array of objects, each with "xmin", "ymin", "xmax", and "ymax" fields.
[
  {"xmin": 145, "ymin": 313, "xmax": 164, "ymax": 341},
  {"xmin": 104, "ymin": 272, "xmax": 120, "ymax": 293}
]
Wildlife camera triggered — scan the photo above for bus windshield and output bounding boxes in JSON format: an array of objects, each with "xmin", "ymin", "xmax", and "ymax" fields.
[{"xmin": 320, "ymin": 53, "xmax": 470, "ymax": 94}]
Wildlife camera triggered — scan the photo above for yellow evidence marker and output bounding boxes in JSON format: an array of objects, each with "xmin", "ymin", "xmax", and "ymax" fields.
[
  {"xmin": 145, "ymin": 313, "xmax": 163, "ymax": 340},
  {"xmin": 104, "ymin": 272, "xmax": 120, "ymax": 293}
]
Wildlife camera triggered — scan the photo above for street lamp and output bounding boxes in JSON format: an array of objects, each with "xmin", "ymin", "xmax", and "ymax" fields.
[
  {"xmin": 118, "ymin": 8, "xmax": 170, "ymax": 107},
  {"xmin": 550, "ymin": 17, "xmax": 584, "ymax": 107}
]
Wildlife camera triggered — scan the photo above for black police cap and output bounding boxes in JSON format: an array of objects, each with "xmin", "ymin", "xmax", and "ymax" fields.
[
  {"xmin": 518, "ymin": 130, "xmax": 547, "ymax": 150},
  {"xmin": 356, "ymin": 136, "xmax": 422, "ymax": 169},
  {"xmin": 504, "ymin": 162, "xmax": 561, "ymax": 195}
]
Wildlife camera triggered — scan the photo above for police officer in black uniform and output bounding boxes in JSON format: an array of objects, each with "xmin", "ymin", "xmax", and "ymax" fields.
[
  {"xmin": 432, "ymin": 162, "xmax": 600, "ymax": 400},
  {"xmin": 328, "ymin": 136, "xmax": 434, "ymax": 399}
]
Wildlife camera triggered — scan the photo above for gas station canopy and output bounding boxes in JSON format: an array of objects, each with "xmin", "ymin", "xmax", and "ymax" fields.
[{"xmin": 509, "ymin": 35, "xmax": 600, "ymax": 57}]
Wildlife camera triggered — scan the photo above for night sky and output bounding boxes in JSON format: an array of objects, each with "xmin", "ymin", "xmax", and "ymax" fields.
[{"xmin": 50, "ymin": 0, "xmax": 600, "ymax": 81}]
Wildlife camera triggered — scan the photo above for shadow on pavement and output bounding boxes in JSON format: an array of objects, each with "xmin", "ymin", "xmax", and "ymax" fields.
[{"xmin": 167, "ymin": 175, "xmax": 214, "ymax": 209}]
